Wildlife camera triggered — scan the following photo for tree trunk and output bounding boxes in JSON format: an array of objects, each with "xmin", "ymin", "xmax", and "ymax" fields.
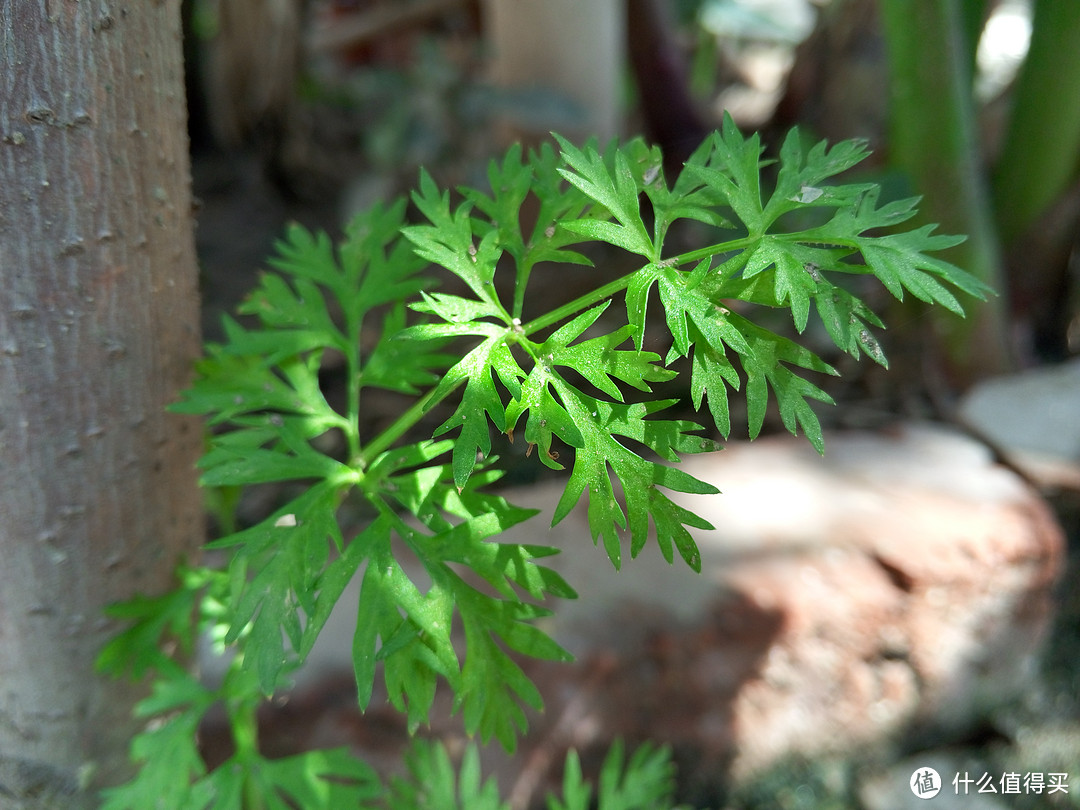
[{"xmin": 0, "ymin": 3, "xmax": 202, "ymax": 807}]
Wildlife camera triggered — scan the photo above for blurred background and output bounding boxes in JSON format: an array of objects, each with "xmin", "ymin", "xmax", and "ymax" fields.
[
  {"xmin": 186, "ymin": 0, "xmax": 1078, "ymax": 372},
  {"xmin": 185, "ymin": 1, "xmax": 1080, "ymax": 806}
]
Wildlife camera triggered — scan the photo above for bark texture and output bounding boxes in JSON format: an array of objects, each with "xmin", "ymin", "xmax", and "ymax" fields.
[{"xmin": 0, "ymin": 2, "xmax": 202, "ymax": 807}]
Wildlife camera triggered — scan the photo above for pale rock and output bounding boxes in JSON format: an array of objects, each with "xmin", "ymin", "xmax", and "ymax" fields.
[
  {"xmin": 252, "ymin": 423, "xmax": 1063, "ymax": 796},
  {"xmin": 495, "ymin": 423, "xmax": 1063, "ymax": 782},
  {"xmin": 959, "ymin": 358, "xmax": 1080, "ymax": 489}
]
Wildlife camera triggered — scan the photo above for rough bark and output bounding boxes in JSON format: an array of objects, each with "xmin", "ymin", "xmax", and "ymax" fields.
[{"xmin": 0, "ymin": 2, "xmax": 202, "ymax": 807}]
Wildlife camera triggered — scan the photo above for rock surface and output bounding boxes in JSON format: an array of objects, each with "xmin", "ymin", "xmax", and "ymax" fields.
[
  {"xmin": 960, "ymin": 358, "xmax": 1080, "ymax": 462},
  {"xmin": 487, "ymin": 423, "xmax": 1063, "ymax": 787},
  {"xmin": 960, "ymin": 358, "xmax": 1080, "ymax": 490}
]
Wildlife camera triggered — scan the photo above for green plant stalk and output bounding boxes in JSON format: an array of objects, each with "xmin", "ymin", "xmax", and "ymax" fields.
[
  {"xmin": 512, "ymin": 255, "xmax": 536, "ymax": 321},
  {"xmin": 345, "ymin": 311, "xmax": 364, "ymax": 465},
  {"xmin": 358, "ymin": 379, "xmax": 463, "ymax": 467},
  {"xmin": 674, "ymin": 234, "xmax": 762, "ymax": 269},
  {"xmin": 959, "ymin": 0, "xmax": 990, "ymax": 74},
  {"xmin": 881, "ymin": 0, "xmax": 1012, "ymax": 380},
  {"xmin": 521, "ymin": 235, "xmax": 759, "ymax": 336},
  {"xmin": 520, "ymin": 273, "xmax": 637, "ymax": 336},
  {"xmin": 230, "ymin": 694, "xmax": 264, "ymax": 810},
  {"xmin": 992, "ymin": 0, "xmax": 1080, "ymax": 247}
]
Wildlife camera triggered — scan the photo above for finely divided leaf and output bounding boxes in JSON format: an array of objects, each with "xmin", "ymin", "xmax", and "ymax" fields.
[
  {"xmin": 404, "ymin": 170, "xmax": 506, "ymax": 308},
  {"xmin": 685, "ymin": 113, "xmax": 770, "ymax": 236},
  {"xmin": 389, "ymin": 741, "xmax": 509, "ymax": 810},
  {"xmin": 555, "ymin": 135, "xmax": 655, "ymax": 260},
  {"xmin": 170, "ymin": 347, "xmax": 346, "ymax": 434},
  {"xmin": 360, "ymin": 302, "xmax": 455, "ymax": 394},
  {"xmin": 504, "ymin": 362, "xmax": 584, "ymax": 470},
  {"xmin": 540, "ymin": 303, "xmax": 675, "ymax": 400},
  {"xmin": 623, "ymin": 136, "xmax": 735, "ymax": 244},
  {"xmin": 245, "ymin": 747, "xmax": 383, "ymax": 809},
  {"xmin": 550, "ymin": 383, "xmax": 718, "ymax": 571},
  {"xmin": 727, "ymin": 313, "xmax": 836, "ymax": 452},
  {"xmin": 594, "ymin": 740, "xmax": 681, "ymax": 810},
  {"xmin": 461, "ymin": 142, "xmax": 534, "ymax": 263},
  {"xmin": 761, "ymin": 127, "xmax": 874, "ymax": 225},
  {"xmin": 742, "ymin": 238, "xmax": 818, "ymax": 332},
  {"xmin": 797, "ymin": 187, "xmax": 992, "ymax": 309},
  {"xmin": 814, "ymin": 285, "xmax": 888, "ymax": 365},
  {"xmin": 432, "ymin": 334, "xmax": 524, "ymax": 489},
  {"xmin": 207, "ymin": 482, "xmax": 344, "ymax": 693},
  {"xmin": 347, "ymin": 494, "xmax": 572, "ymax": 746},
  {"xmin": 99, "ymin": 676, "xmax": 216, "ymax": 810}
]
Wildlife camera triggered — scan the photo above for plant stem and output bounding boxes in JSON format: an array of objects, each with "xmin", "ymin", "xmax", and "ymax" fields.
[
  {"xmin": 346, "ymin": 351, "xmax": 362, "ymax": 465},
  {"xmin": 674, "ymin": 234, "xmax": 759, "ymax": 268},
  {"xmin": 520, "ymin": 274, "xmax": 635, "ymax": 336},
  {"xmin": 881, "ymin": 0, "xmax": 1012, "ymax": 382},
  {"xmin": 230, "ymin": 697, "xmax": 264, "ymax": 810},
  {"xmin": 358, "ymin": 379, "xmax": 464, "ymax": 467},
  {"xmin": 992, "ymin": 0, "xmax": 1080, "ymax": 247},
  {"xmin": 513, "ymin": 256, "xmax": 536, "ymax": 321},
  {"xmin": 959, "ymin": 0, "xmax": 990, "ymax": 73},
  {"xmin": 520, "ymin": 235, "xmax": 757, "ymax": 336},
  {"xmin": 344, "ymin": 300, "xmax": 364, "ymax": 465}
]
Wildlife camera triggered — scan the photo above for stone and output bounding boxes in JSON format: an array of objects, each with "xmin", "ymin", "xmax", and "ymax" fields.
[
  {"xmin": 960, "ymin": 358, "xmax": 1080, "ymax": 490},
  {"xmin": 493, "ymin": 423, "xmax": 1064, "ymax": 787}
]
